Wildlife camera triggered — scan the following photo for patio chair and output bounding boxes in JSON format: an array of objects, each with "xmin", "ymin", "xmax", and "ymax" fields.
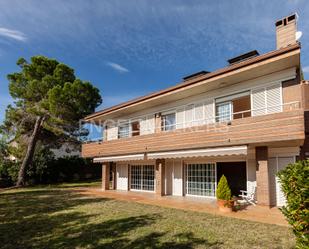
[{"xmin": 238, "ymin": 186, "xmax": 256, "ymax": 206}]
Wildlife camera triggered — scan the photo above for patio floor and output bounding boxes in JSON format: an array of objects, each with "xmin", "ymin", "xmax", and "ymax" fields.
[{"xmin": 77, "ymin": 188, "xmax": 288, "ymax": 227}]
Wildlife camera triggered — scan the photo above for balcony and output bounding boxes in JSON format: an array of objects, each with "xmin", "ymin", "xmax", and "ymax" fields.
[{"xmin": 82, "ymin": 102, "xmax": 305, "ymax": 158}]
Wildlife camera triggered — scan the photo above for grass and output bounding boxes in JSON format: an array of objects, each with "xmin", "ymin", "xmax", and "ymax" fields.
[{"xmin": 0, "ymin": 182, "xmax": 295, "ymax": 249}]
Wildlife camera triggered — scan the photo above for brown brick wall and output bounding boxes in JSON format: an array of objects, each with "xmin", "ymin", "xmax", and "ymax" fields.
[
  {"xmin": 256, "ymin": 147, "xmax": 271, "ymax": 206},
  {"xmin": 155, "ymin": 159, "xmax": 165, "ymax": 196},
  {"xmin": 102, "ymin": 163, "xmax": 110, "ymax": 191}
]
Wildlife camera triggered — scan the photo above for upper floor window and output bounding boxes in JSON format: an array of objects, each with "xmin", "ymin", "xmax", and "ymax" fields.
[
  {"xmin": 118, "ymin": 122, "xmax": 130, "ymax": 138},
  {"xmin": 215, "ymin": 91, "xmax": 251, "ymax": 122},
  {"xmin": 216, "ymin": 102, "xmax": 232, "ymax": 122},
  {"xmin": 161, "ymin": 112, "xmax": 176, "ymax": 131},
  {"xmin": 131, "ymin": 121, "xmax": 140, "ymax": 136}
]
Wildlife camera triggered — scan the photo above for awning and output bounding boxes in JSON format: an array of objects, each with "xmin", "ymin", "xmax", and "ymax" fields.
[
  {"xmin": 93, "ymin": 153, "xmax": 145, "ymax": 162},
  {"xmin": 147, "ymin": 146, "xmax": 247, "ymax": 159}
]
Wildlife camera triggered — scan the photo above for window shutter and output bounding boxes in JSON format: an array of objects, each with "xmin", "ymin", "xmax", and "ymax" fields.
[
  {"xmin": 194, "ymin": 103, "xmax": 204, "ymax": 125},
  {"xmin": 139, "ymin": 117, "xmax": 147, "ymax": 135},
  {"xmin": 176, "ymin": 107, "xmax": 185, "ymax": 129},
  {"xmin": 185, "ymin": 104, "xmax": 194, "ymax": 127},
  {"xmin": 107, "ymin": 124, "xmax": 118, "ymax": 140},
  {"xmin": 204, "ymin": 99, "xmax": 214, "ymax": 124},
  {"xmin": 252, "ymin": 88, "xmax": 266, "ymax": 116},
  {"xmin": 266, "ymin": 83, "xmax": 281, "ymax": 113},
  {"xmin": 146, "ymin": 115, "xmax": 155, "ymax": 134}
]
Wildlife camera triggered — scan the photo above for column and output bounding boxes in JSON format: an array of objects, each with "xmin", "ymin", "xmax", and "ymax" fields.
[
  {"xmin": 255, "ymin": 146, "xmax": 270, "ymax": 206},
  {"xmin": 102, "ymin": 162, "xmax": 110, "ymax": 191},
  {"xmin": 155, "ymin": 113, "xmax": 162, "ymax": 133},
  {"xmin": 155, "ymin": 159, "xmax": 165, "ymax": 196}
]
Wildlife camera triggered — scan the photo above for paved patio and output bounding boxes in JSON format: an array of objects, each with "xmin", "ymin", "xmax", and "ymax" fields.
[{"xmin": 77, "ymin": 188, "xmax": 288, "ymax": 227}]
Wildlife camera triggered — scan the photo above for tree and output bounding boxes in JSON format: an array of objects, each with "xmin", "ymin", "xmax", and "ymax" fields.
[
  {"xmin": 216, "ymin": 175, "xmax": 232, "ymax": 200},
  {"xmin": 2, "ymin": 56, "xmax": 102, "ymax": 186}
]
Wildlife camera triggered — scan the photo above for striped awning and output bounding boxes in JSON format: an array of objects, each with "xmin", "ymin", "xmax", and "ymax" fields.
[
  {"xmin": 93, "ymin": 153, "xmax": 145, "ymax": 162},
  {"xmin": 147, "ymin": 146, "xmax": 247, "ymax": 159}
]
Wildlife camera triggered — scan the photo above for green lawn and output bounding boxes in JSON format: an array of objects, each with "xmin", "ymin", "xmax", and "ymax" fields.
[{"xmin": 0, "ymin": 183, "xmax": 295, "ymax": 249}]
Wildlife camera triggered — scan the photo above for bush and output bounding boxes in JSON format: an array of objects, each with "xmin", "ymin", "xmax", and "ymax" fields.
[
  {"xmin": 216, "ymin": 175, "xmax": 231, "ymax": 200},
  {"xmin": 0, "ymin": 147, "xmax": 101, "ymax": 187},
  {"xmin": 0, "ymin": 160, "xmax": 19, "ymax": 187},
  {"xmin": 277, "ymin": 160, "xmax": 309, "ymax": 248}
]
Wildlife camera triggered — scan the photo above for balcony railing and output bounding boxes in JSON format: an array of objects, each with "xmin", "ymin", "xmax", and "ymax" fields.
[{"xmin": 84, "ymin": 101, "xmax": 301, "ymax": 143}]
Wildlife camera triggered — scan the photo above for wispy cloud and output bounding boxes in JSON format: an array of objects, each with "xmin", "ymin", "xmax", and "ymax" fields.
[
  {"xmin": 303, "ymin": 66, "xmax": 309, "ymax": 73},
  {"xmin": 0, "ymin": 27, "xmax": 27, "ymax": 42},
  {"xmin": 106, "ymin": 62, "xmax": 129, "ymax": 73}
]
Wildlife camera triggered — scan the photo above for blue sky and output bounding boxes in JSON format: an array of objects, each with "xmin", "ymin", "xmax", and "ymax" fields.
[{"xmin": 0, "ymin": 0, "xmax": 309, "ymax": 125}]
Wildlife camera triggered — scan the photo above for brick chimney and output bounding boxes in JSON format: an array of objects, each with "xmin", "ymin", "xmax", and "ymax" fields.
[{"xmin": 275, "ymin": 14, "xmax": 297, "ymax": 49}]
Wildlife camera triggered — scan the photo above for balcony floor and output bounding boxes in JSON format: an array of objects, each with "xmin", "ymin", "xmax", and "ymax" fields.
[{"xmin": 76, "ymin": 187, "xmax": 287, "ymax": 227}]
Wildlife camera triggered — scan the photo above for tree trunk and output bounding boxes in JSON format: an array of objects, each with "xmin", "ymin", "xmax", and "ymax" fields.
[{"xmin": 16, "ymin": 116, "xmax": 44, "ymax": 187}]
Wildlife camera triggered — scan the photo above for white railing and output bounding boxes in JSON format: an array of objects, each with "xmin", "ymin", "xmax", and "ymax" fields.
[
  {"xmin": 161, "ymin": 101, "xmax": 301, "ymax": 131},
  {"xmin": 85, "ymin": 101, "xmax": 300, "ymax": 142}
]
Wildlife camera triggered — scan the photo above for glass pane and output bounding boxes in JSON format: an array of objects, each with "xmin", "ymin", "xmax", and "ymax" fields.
[
  {"xmin": 118, "ymin": 123, "xmax": 130, "ymax": 138},
  {"xmin": 162, "ymin": 113, "xmax": 176, "ymax": 131},
  {"xmin": 216, "ymin": 102, "xmax": 231, "ymax": 122},
  {"xmin": 186, "ymin": 163, "xmax": 215, "ymax": 197}
]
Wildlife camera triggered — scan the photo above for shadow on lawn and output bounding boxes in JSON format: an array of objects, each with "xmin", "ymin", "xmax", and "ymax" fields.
[{"xmin": 0, "ymin": 189, "xmax": 221, "ymax": 249}]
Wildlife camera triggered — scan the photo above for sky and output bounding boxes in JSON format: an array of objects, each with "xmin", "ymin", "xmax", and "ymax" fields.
[{"xmin": 0, "ymin": 0, "xmax": 309, "ymax": 126}]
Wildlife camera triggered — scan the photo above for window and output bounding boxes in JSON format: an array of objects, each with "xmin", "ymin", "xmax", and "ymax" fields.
[
  {"xmin": 232, "ymin": 95, "xmax": 251, "ymax": 119},
  {"xmin": 215, "ymin": 91, "xmax": 251, "ymax": 122},
  {"xmin": 216, "ymin": 102, "xmax": 231, "ymax": 122},
  {"xmin": 130, "ymin": 165, "xmax": 155, "ymax": 191},
  {"xmin": 161, "ymin": 112, "xmax": 176, "ymax": 131},
  {"xmin": 186, "ymin": 163, "xmax": 216, "ymax": 197},
  {"xmin": 131, "ymin": 121, "xmax": 140, "ymax": 136},
  {"xmin": 118, "ymin": 122, "xmax": 130, "ymax": 138}
]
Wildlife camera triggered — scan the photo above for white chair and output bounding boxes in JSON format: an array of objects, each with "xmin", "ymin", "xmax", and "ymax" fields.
[{"xmin": 238, "ymin": 186, "xmax": 256, "ymax": 206}]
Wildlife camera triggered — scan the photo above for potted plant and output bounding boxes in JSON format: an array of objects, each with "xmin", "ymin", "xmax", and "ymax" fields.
[{"xmin": 216, "ymin": 175, "xmax": 234, "ymax": 213}]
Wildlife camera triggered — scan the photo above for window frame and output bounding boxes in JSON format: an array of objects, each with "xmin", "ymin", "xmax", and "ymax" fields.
[{"xmin": 161, "ymin": 111, "xmax": 176, "ymax": 131}]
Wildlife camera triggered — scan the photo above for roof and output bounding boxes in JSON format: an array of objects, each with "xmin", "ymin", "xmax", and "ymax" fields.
[{"xmin": 84, "ymin": 43, "xmax": 301, "ymax": 121}]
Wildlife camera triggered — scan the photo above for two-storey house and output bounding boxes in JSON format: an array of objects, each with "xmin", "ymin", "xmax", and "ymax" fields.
[{"xmin": 82, "ymin": 14, "xmax": 309, "ymax": 207}]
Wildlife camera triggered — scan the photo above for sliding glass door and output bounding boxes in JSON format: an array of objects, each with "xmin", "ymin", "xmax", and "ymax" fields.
[
  {"xmin": 186, "ymin": 163, "xmax": 216, "ymax": 197},
  {"xmin": 130, "ymin": 165, "xmax": 155, "ymax": 191}
]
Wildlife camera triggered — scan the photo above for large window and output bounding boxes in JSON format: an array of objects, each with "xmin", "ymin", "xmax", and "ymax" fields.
[
  {"xmin": 130, "ymin": 165, "xmax": 155, "ymax": 191},
  {"xmin": 161, "ymin": 112, "xmax": 176, "ymax": 131},
  {"xmin": 215, "ymin": 91, "xmax": 251, "ymax": 122},
  {"xmin": 186, "ymin": 163, "xmax": 216, "ymax": 197},
  {"xmin": 118, "ymin": 122, "xmax": 130, "ymax": 138}
]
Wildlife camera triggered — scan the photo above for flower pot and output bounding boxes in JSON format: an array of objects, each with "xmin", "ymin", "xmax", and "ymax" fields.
[{"xmin": 217, "ymin": 199, "xmax": 234, "ymax": 213}]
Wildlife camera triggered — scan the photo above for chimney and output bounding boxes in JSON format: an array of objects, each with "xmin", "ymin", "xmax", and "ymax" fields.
[{"xmin": 275, "ymin": 13, "xmax": 297, "ymax": 49}]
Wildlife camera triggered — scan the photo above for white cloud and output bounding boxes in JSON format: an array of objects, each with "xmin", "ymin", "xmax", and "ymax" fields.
[
  {"xmin": 106, "ymin": 62, "xmax": 129, "ymax": 73},
  {"xmin": 0, "ymin": 27, "xmax": 27, "ymax": 42},
  {"xmin": 303, "ymin": 66, "xmax": 309, "ymax": 73}
]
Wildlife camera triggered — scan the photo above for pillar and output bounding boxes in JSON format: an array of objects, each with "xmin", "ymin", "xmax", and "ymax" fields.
[
  {"xmin": 155, "ymin": 113, "xmax": 162, "ymax": 133},
  {"xmin": 111, "ymin": 162, "xmax": 116, "ymax": 190},
  {"xmin": 102, "ymin": 162, "xmax": 110, "ymax": 191},
  {"xmin": 155, "ymin": 159, "xmax": 165, "ymax": 196},
  {"xmin": 255, "ymin": 146, "xmax": 270, "ymax": 206}
]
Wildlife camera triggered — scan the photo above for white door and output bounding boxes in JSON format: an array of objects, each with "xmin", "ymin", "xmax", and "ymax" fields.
[
  {"xmin": 116, "ymin": 163, "xmax": 128, "ymax": 190},
  {"xmin": 276, "ymin": 157, "xmax": 294, "ymax": 206},
  {"xmin": 173, "ymin": 161, "xmax": 183, "ymax": 196}
]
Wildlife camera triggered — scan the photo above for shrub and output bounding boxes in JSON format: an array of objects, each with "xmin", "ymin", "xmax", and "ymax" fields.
[
  {"xmin": 216, "ymin": 175, "xmax": 232, "ymax": 200},
  {"xmin": 277, "ymin": 160, "xmax": 309, "ymax": 248}
]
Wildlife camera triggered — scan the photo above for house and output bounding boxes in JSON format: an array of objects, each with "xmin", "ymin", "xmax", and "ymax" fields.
[{"xmin": 82, "ymin": 14, "xmax": 309, "ymax": 207}]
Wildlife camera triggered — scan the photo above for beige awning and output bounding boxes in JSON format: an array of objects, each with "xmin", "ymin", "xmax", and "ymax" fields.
[
  {"xmin": 147, "ymin": 146, "xmax": 247, "ymax": 159},
  {"xmin": 93, "ymin": 153, "xmax": 145, "ymax": 162}
]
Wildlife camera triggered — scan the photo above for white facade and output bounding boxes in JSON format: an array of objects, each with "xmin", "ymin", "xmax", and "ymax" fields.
[{"xmin": 105, "ymin": 68, "xmax": 296, "ymax": 141}]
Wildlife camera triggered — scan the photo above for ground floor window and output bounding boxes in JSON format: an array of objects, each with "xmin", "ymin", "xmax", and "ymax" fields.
[
  {"xmin": 130, "ymin": 165, "xmax": 155, "ymax": 191},
  {"xmin": 186, "ymin": 163, "xmax": 216, "ymax": 197}
]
